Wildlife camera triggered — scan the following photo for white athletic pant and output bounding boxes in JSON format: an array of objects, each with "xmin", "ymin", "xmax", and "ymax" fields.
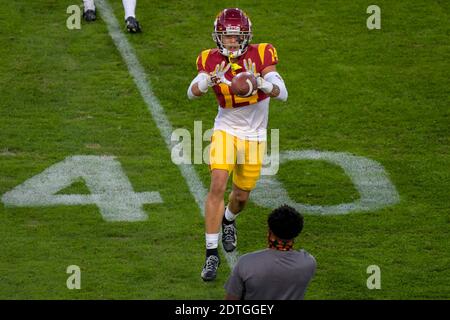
[{"xmin": 83, "ymin": 0, "xmax": 137, "ymax": 19}]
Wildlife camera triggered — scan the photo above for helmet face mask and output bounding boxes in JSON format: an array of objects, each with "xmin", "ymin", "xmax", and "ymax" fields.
[{"xmin": 212, "ymin": 8, "xmax": 253, "ymax": 58}]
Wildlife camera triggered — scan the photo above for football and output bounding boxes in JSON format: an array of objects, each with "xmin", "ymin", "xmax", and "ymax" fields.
[{"xmin": 231, "ymin": 72, "xmax": 258, "ymax": 97}]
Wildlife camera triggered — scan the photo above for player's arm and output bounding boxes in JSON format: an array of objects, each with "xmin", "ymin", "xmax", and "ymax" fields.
[
  {"xmin": 243, "ymin": 44, "xmax": 288, "ymax": 101},
  {"xmin": 259, "ymin": 65, "xmax": 288, "ymax": 101},
  {"xmin": 187, "ymin": 72, "xmax": 213, "ymax": 99},
  {"xmin": 187, "ymin": 62, "xmax": 232, "ymax": 100},
  {"xmin": 243, "ymin": 59, "xmax": 288, "ymax": 101}
]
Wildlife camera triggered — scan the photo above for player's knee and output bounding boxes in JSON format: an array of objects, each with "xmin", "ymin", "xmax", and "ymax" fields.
[
  {"xmin": 236, "ymin": 199, "xmax": 247, "ymax": 211},
  {"xmin": 232, "ymin": 190, "xmax": 250, "ymax": 204},
  {"xmin": 209, "ymin": 170, "xmax": 229, "ymax": 196},
  {"xmin": 210, "ymin": 181, "xmax": 227, "ymax": 197}
]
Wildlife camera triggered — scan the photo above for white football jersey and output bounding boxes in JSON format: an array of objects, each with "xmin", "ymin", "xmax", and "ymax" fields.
[{"xmin": 213, "ymin": 97, "xmax": 270, "ymax": 141}]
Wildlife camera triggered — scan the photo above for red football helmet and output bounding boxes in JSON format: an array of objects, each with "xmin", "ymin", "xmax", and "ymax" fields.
[{"xmin": 212, "ymin": 8, "xmax": 253, "ymax": 58}]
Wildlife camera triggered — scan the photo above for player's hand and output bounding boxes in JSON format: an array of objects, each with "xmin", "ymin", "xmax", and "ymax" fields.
[
  {"xmin": 210, "ymin": 61, "xmax": 231, "ymax": 86},
  {"xmin": 206, "ymin": 74, "xmax": 215, "ymax": 87},
  {"xmin": 197, "ymin": 72, "xmax": 217, "ymax": 93},
  {"xmin": 256, "ymin": 76, "xmax": 273, "ymax": 94},
  {"xmin": 243, "ymin": 58, "xmax": 259, "ymax": 77},
  {"xmin": 243, "ymin": 58, "xmax": 273, "ymax": 94}
]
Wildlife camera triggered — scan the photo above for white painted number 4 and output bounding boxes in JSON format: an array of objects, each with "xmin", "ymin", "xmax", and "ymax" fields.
[{"xmin": 1, "ymin": 156, "xmax": 163, "ymax": 221}]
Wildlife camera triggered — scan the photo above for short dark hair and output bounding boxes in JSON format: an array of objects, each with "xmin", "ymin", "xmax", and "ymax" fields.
[{"xmin": 268, "ymin": 205, "xmax": 304, "ymax": 240}]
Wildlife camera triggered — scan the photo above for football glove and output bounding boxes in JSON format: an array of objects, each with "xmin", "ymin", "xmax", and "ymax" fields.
[
  {"xmin": 198, "ymin": 62, "xmax": 231, "ymax": 93},
  {"xmin": 197, "ymin": 73, "xmax": 216, "ymax": 93},
  {"xmin": 243, "ymin": 58, "xmax": 258, "ymax": 77},
  {"xmin": 210, "ymin": 61, "xmax": 232, "ymax": 86},
  {"xmin": 243, "ymin": 59, "xmax": 274, "ymax": 94}
]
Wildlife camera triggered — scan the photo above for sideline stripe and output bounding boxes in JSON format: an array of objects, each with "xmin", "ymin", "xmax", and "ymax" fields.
[{"xmin": 96, "ymin": 0, "xmax": 238, "ymax": 269}]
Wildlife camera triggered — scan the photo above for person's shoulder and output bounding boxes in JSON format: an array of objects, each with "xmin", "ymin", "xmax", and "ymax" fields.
[
  {"xmin": 247, "ymin": 43, "xmax": 278, "ymax": 66},
  {"xmin": 247, "ymin": 43, "xmax": 259, "ymax": 51},
  {"xmin": 249, "ymin": 43, "xmax": 275, "ymax": 47},
  {"xmin": 241, "ymin": 248, "xmax": 269, "ymax": 257},
  {"xmin": 297, "ymin": 249, "xmax": 317, "ymax": 265},
  {"xmin": 197, "ymin": 48, "xmax": 220, "ymax": 57},
  {"xmin": 238, "ymin": 248, "xmax": 271, "ymax": 264},
  {"xmin": 248, "ymin": 43, "xmax": 277, "ymax": 50},
  {"xmin": 196, "ymin": 48, "xmax": 222, "ymax": 71}
]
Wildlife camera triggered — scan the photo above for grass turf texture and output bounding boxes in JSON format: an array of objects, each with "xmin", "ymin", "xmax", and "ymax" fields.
[{"xmin": 0, "ymin": 0, "xmax": 449, "ymax": 299}]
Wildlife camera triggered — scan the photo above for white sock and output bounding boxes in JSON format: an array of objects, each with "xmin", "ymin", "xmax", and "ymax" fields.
[
  {"xmin": 122, "ymin": 0, "xmax": 136, "ymax": 19},
  {"xmin": 225, "ymin": 206, "xmax": 238, "ymax": 222},
  {"xmin": 83, "ymin": 0, "xmax": 95, "ymax": 12},
  {"xmin": 205, "ymin": 233, "xmax": 219, "ymax": 249}
]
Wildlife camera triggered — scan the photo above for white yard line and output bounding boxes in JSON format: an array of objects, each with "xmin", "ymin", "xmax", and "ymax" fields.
[{"xmin": 96, "ymin": 0, "xmax": 238, "ymax": 269}]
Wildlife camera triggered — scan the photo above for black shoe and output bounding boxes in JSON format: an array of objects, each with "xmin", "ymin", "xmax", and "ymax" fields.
[
  {"xmin": 125, "ymin": 16, "xmax": 141, "ymax": 33},
  {"xmin": 222, "ymin": 219, "xmax": 237, "ymax": 252},
  {"xmin": 83, "ymin": 9, "xmax": 96, "ymax": 22},
  {"xmin": 201, "ymin": 254, "xmax": 220, "ymax": 281}
]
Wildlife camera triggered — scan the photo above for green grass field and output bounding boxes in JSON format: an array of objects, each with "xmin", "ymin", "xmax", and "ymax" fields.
[{"xmin": 0, "ymin": 0, "xmax": 449, "ymax": 299}]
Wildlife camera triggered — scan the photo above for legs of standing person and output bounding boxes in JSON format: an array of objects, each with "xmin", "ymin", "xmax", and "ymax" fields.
[
  {"xmin": 83, "ymin": 0, "xmax": 96, "ymax": 21},
  {"xmin": 123, "ymin": 0, "xmax": 141, "ymax": 33},
  {"xmin": 222, "ymin": 138, "xmax": 265, "ymax": 251},
  {"xmin": 201, "ymin": 169, "xmax": 229, "ymax": 281},
  {"xmin": 202, "ymin": 131, "xmax": 265, "ymax": 280},
  {"xmin": 201, "ymin": 130, "xmax": 234, "ymax": 281},
  {"xmin": 221, "ymin": 184, "xmax": 249, "ymax": 252}
]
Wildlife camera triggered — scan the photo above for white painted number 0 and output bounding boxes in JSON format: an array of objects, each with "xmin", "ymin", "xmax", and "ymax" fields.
[{"xmin": 255, "ymin": 150, "xmax": 399, "ymax": 215}]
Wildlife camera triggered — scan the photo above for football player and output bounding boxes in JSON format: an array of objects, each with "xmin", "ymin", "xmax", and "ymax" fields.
[
  {"xmin": 83, "ymin": 0, "xmax": 142, "ymax": 33},
  {"xmin": 187, "ymin": 8, "xmax": 288, "ymax": 281}
]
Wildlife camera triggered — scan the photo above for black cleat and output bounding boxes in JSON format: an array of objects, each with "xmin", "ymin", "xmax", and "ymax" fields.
[
  {"xmin": 201, "ymin": 255, "xmax": 220, "ymax": 281},
  {"xmin": 222, "ymin": 220, "xmax": 237, "ymax": 252},
  {"xmin": 83, "ymin": 9, "xmax": 96, "ymax": 22},
  {"xmin": 125, "ymin": 16, "xmax": 142, "ymax": 33}
]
